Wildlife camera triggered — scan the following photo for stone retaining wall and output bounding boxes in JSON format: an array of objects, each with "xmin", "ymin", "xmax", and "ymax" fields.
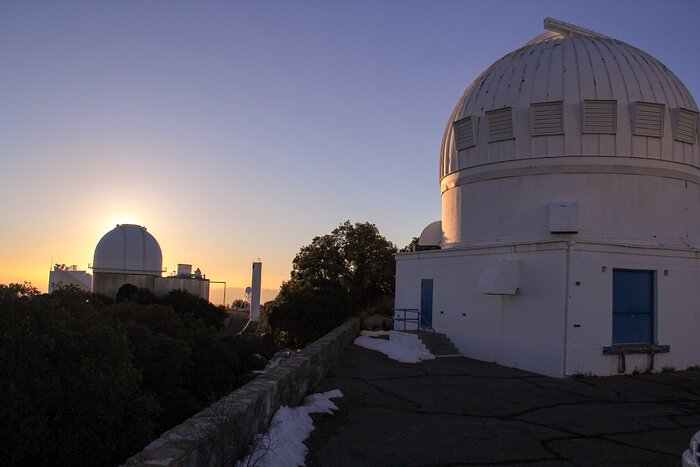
[{"xmin": 124, "ymin": 318, "xmax": 360, "ymax": 466}]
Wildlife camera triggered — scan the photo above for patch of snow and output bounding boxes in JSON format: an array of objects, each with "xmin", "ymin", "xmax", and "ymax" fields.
[
  {"xmin": 354, "ymin": 335, "xmax": 435, "ymax": 363},
  {"xmin": 360, "ymin": 330, "xmax": 390, "ymax": 337},
  {"xmin": 236, "ymin": 390, "xmax": 342, "ymax": 467}
]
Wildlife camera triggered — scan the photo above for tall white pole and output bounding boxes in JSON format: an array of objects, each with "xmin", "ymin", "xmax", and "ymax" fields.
[{"xmin": 250, "ymin": 262, "xmax": 262, "ymax": 321}]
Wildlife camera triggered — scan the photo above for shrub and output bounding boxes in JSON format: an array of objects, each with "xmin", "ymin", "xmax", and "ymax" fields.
[
  {"xmin": 161, "ymin": 289, "xmax": 228, "ymax": 327},
  {"xmin": 0, "ymin": 295, "xmax": 159, "ymax": 465},
  {"xmin": 116, "ymin": 284, "xmax": 158, "ymax": 304},
  {"xmin": 0, "ymin": 283, "xmax": 258, "ymax": 465},
  {"xmin": 266, "ymin": 281, "xmax": 350, "ymax": 347}
]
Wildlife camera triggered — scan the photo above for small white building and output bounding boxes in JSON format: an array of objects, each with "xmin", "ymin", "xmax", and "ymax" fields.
[
  {"xmin": 395, "ymin": 19, "xmax": 700, "ymax": 377},
  {"xmin": 91, "ymin": 224, "xmax": 210, "ymax": 300},
  {"xmin": 48, "ymin": 264, "xmax": 92, "ymax": 293}
]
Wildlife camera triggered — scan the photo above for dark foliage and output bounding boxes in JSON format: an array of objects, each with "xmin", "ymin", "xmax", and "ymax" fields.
[
  {"xmin": 0, "ymin": 289, "xmax": 158, "ymax": 466},
  {"xmin": 265, "ymin": 221, "xmax": 396, "ymax": 347},
  {"xmin": 160, "ymin": 289, "xmax": 228, "ymax": 327},
  {"xmin": 290, "ymin": 221, "xmax": 396, "ymax": 312},
  {"xmin": 116, "ymin": 283, "xmax": 158, "ymax": 304},
  {"xmin": 266, "ymin": 282, "xmax": 350, "ymax": 347},
  {"xmin": 0, "ymin": 283, "xmax": 258, "ymax": 466},
  {"xmin": 0, "ymin": 282, "xmax": 40, "ymax": 300}
]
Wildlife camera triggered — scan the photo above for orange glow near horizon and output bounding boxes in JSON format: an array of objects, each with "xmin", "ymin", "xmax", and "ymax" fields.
[{"xmin": 0, "ymin": 208, "xmax": 285, "ymax": 304}]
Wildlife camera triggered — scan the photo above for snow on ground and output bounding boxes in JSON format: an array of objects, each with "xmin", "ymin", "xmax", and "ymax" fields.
[
  {"xmin": 354, "ymin": 334, "xmax": 435, "ymax": 363},
  {"xmin": 236, "ymin": 390, "xmax": 342, "ymax": 467}
]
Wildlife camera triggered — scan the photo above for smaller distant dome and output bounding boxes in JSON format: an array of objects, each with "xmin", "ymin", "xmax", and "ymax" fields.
[{"xmin": 93, "ymin": 224, "xmax": 163, "ymax": 275}]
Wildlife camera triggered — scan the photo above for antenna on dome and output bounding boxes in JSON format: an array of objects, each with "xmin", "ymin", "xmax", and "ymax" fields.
[{"xmin": 544, "ymin": 17, "xmax": 611, "ymax": 39}]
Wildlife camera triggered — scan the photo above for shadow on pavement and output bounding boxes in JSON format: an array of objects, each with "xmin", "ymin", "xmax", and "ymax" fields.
[{"xmin": 305, "ymin": 343, "xmax": 700, "ymax": 466}]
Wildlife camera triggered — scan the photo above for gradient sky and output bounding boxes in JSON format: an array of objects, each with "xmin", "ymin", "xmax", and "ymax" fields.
[{"xmin": 1, "ymin": 0, "xmax": 699, "ymax": 304}]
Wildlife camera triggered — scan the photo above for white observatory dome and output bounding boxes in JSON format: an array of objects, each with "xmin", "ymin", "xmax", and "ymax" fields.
[
  {"xmin": 438, "ymin": 18, "xmax": 700, "ymax": 249},
  {"xmin": 92, "ymin": 224, "xmax": 163, "ymax": 275},
  {"xmin": 440, "ymin": 20, "xmax": 699, "ymax": 178}
]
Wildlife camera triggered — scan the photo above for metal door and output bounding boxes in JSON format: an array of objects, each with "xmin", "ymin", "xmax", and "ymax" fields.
[
  {"xmin": 612, "ymin": 270, "xmax": 654, "ymax": 344},
  {"xmin": 420, "ymin": 279, "xmax": 433, "ymax": 327}
]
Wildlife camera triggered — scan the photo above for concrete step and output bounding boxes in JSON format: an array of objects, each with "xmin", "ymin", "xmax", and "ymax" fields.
[{"xmin": 418, "ymin": 331, "xmax": 460, "ymax": 356}]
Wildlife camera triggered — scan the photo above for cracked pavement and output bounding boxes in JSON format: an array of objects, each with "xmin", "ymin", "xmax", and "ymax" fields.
[{"xmin": 304, "ymin": 344, "xmax": 700, "ymax": 466}]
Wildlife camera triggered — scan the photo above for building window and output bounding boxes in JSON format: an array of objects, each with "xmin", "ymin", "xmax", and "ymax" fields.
[
  {"xmin": 582, "ymin": 100, "xmax": 616, "ymax": 134},
  {"xmin": 487, "ymin": 107, "xmax": 514, "ymax": 142},
  {"xmin": 454, "ymin": 116, "xmax": 475, "ymax": 150},
  {"xmin": 633, "ymin": 102, "xmax": 664, "ymax": 137},
  {"xmin": 674, "ymin": 108, "xmax": 698, "ymax": 144},
  {"xmin": 531, "ymin": 101, "xmax": 563, "ymax": 136},
  {"xmin": 612, "ymin": 269, "xmax": 655, "ymax": 344}
]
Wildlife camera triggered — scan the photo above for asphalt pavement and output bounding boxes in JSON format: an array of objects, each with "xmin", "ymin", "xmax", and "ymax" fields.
[{"xmin": 305, "ymin": 343, "xmax": 700, "ymax": 466}]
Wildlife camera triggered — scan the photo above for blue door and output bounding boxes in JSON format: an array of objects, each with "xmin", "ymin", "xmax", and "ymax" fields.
[
  {"xmin": 420, "ymin": 279, "xmax": 433, "ymax": 327},
  {"xmin": 612, "ymin": 270, "xmax": 654, "ymax": 344}
]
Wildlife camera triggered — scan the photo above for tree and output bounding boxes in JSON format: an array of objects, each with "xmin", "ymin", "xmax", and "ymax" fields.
[
  {"xmin": 264, "ymin": 221, "xmax": 396, "ymax": 347},
  {"xmin": 160, "ymin": 289, "xmax": 228, "ymax": 328},
  {"xmin": 0, "ymin": 282, "xmax": 260, "ymax": 465},
  {"xmin": 0, "ymin": 282, "xmax": 39, "ymax": 301},
  {"xmin": 116, "ymin": 284, "xmax": 158, "ymax": 304},
  {"xmin": 290, "ymin": 221, "xmax": 397, "ymax": 311},
  {"xmin": 266, "ymin": 281, "xmax": 350, "ymax": 347},
  {"xmin": 0, "ymin": 294, "xmax": 159, "ymax": 465}
]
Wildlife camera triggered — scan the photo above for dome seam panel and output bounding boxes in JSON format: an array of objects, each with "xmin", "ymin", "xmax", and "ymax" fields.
[{"xmin": 598, "ymin": 40, "xmax": 633, "ymax": 158}]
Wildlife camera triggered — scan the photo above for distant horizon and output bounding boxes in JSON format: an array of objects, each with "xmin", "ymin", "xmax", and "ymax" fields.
[
  {"xmin": 38, "ymin": 263, "xmax": 280, "ymax": 305},
  {"xmin": 32, "ymin": 261, "xmax": 284, "ymax": 305}
]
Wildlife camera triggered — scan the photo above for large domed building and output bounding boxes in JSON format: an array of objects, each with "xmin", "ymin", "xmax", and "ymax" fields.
[
  {"xmin": 395, "ymin": 19, "xmax": 699, "ymax": 377},
  {"xmin": 91, "ymin": 224, "xmax": 210, "ymax": 300}
]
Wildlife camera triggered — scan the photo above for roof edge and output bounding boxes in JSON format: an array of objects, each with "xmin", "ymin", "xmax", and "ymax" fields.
[{"xmin": 543, "ymin": 17, "xmax": 611, "ymax": 39}]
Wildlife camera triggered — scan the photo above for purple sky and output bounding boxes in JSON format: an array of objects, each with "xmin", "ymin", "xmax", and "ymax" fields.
[{"xmin": 1, "ymin": 0, "xmax": 698, "ymax": 303}]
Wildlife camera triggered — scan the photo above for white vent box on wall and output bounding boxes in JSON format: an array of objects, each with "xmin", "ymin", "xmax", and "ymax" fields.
[
  {"xmin": 477, "ymin": 260, "xmax": 521, "ymax": 295},
  {"xmin": 549, "ymin": 201, "xmax": 578, "ymax": 233}
]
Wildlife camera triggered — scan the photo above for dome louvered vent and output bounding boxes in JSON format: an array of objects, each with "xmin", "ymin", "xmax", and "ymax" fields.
[
  {"xmin": 633, "ymin": 102, "xmax": 664, "ymax": 137},
  {"xmin": 487, "ymin": 107, "xmax": 514, "ymax": 142},
  {"xmin": 583, "ymin": 100, "xmax": 616, "ymax": 134},
  {"xmin": 440, "ymin": 19, "xmax": 700, "ymax": 181},
  {"xmin": 675, "ymin": 108, "xmax": 698, "ymax": 143},
  {"xmin": 531, "ymin": 101, "xmax": 563, "ymax": 136},
  {"xmin": 454, "ymin": 116, "xmax": 475, "ymax": 150}
]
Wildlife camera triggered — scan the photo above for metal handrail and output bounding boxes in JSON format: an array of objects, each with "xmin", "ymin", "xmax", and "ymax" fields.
[
  {"xmin": 393, "ymin": 308, "xmax": 437, "ymax": 354},
  {"xmin": 394, "ymin": 308, "xmax": 419, "ymax": 332}
]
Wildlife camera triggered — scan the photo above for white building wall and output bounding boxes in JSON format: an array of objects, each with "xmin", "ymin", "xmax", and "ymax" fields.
[
  {"xmin": 441, "ymin": 165, "xmax": 700, "ymax": 249},
  {"xmin": 397, "ymin": 242, "xmax": 700, "ymax": 378},
  {"xmin": 48, "ymin": 269, "xmax": 93, "ymax": 293},
  {"xmin": 92, "ymin": 272, "xmax": 157, "ymax": 298},
  {"xmin": 565, "ymin": 245, "xmax": 700, "ymax": 376},
  {"xmin": 396, "ymin": 243, "xmax": 569, "ymax": 377}
]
